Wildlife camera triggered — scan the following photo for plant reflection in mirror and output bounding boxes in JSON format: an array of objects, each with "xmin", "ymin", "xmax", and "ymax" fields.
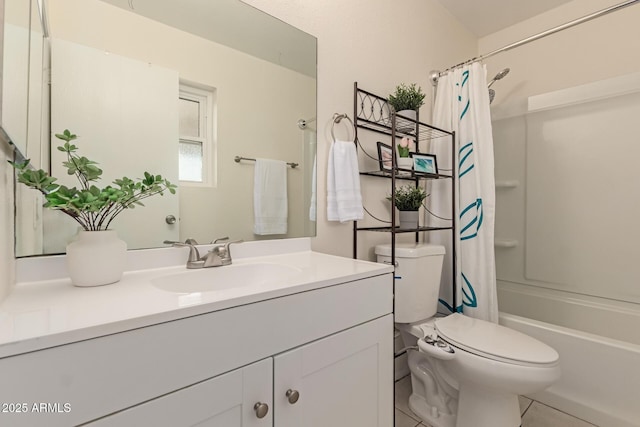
[{"xmin": 9, "ymin": 129, "xmax": 176, "ymax": 231}]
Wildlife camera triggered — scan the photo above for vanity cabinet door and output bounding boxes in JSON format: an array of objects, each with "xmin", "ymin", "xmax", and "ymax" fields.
[
  {"xmin": 273, "ymin": 314, "xmax": 393, "ymax": 427},
  {"xmin": 86, "ymin": 358, "xmax": 272, "ymax": 427}
]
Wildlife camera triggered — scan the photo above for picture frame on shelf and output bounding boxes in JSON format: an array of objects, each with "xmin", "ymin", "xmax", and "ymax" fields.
[
  {"xmin": 377, "ymin": 141, "xmax": 394, "ymax": 172},
  {"xmin": 411, "ymin": 152, "xmax": 438, "ymax": 175}
]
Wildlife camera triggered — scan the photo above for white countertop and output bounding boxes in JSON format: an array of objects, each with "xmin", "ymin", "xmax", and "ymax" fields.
[{"xmin": 0, "ymin": 240, "xmax": 392, "ymax": 358}]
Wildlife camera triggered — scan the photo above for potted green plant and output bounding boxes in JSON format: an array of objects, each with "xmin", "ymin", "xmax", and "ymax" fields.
[
  {"xmin": 10, "ymin": 129, "xmax": 177, "ymax": 287},
  {"xmin": 387, "ymin": 185, "xmax": 427, "ymax": 229},
  {"xmin": 388, "ymin": 83, "xmax": 426, "ymax": 133}
]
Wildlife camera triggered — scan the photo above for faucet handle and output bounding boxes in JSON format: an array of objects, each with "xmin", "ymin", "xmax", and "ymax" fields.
[
  {"xmin": 212, "ymin": 236, "xmax": 230, "ymax": 244},
  {"xmin": 164, "ymin": 238, "xmax": 199, "ymax": 245},
  {"xmin": 224, "ymin": 239, "xmax": 243, "ymax": 259},
  {"xmin": 164, "ymin": 240, "xmax": 201, "ymax": 265},
  {"xmin": 222, "ymin": 239, "xmax": 243, "ymax": 252},
  {"xmin": 211, "ymin": 239, "xmax": 243, "ymax": 265}
]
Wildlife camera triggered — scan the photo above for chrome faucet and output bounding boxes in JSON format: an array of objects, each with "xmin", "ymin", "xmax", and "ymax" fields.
[
  {"xmin": 164, "ymin": 240, "xmax": 207, "ymax": 269},
  {"xmin": 165, "ymin": 238, "xmax": 243, "ymax": 268}
]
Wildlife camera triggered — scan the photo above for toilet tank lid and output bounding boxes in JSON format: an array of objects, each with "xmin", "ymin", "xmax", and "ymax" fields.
[{"xmin": 375, "ymin": 243, "xmax": 445, "ymax": 258}]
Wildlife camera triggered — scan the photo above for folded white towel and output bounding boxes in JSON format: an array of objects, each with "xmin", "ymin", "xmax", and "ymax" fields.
[
  {"xmin": 327, "ymin": 140, "xmax": 363, "ymax": 222},
  {"xmin": 254, "ymin": 159, "xmax": 288, "ymax": 235}
]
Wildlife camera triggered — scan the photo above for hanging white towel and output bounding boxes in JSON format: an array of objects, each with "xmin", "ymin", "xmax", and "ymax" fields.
[
  {"xmin": 254, "ymin": 159, "xmax": 288, "ymax": 235},
  {"xmin": 327, "ymin": 140, "xmax": 363, "ymax": 222}
]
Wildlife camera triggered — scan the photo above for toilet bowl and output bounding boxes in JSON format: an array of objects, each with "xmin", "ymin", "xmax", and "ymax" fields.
[
  {"xmin": 398, "ymin": 314, "xmax": 560, "ymax": 427},
  {"xmin": 375, "ymin": 243, "xmax": 560, "ymax": 427}
]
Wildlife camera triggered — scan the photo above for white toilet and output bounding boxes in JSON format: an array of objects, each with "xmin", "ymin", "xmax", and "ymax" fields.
[{"xmin": 376, "ymin": 243, "xmax": 560, "ymax": 427}]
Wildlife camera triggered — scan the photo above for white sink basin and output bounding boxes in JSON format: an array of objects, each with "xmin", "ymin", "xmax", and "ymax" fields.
[{"xmin": 152, "ymin": 263, "xmax": 301, "ymax": 293}]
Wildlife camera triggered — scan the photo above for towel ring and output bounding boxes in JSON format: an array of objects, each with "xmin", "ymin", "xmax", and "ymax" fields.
[{"xmin": 331, "ymin": 113, "xmax": 355, "ymax": 142}]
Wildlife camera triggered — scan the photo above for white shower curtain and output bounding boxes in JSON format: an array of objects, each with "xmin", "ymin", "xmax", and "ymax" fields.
[{"xmin": 428, "ymin": 63, "xmax": 498, "ymax": 322}]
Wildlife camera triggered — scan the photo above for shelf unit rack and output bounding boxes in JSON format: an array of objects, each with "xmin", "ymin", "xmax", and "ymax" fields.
[{"xmin": 352, "ymin": 82, "xmax": 457, "ymax": 305}]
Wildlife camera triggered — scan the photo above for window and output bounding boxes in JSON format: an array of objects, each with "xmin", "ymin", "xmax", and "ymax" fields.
[{"xmin": 178, "ymin": 83, "xmax": 216, "ymax": 186}]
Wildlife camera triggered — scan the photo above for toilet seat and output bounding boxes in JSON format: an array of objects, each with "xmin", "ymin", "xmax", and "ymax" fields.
[{"xmin": 434, "ymin": 314, "xmax": 559, "ymax": 367}]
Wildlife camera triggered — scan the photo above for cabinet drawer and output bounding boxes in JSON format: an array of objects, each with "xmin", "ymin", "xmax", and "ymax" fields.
[{"xmin": 0, "ymin": 273, "xmax": 392, "ymax": 426}]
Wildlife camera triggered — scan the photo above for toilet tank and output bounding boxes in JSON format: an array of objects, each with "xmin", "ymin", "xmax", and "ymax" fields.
[{"xmin": 375, "ymin": 243, "xmax": 445, "ymax": 323}]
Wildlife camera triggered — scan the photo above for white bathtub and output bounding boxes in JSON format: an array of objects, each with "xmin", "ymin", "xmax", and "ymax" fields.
[{"xmin": 499, "ymin": 282, "xmax": 640, "ymax": 427}]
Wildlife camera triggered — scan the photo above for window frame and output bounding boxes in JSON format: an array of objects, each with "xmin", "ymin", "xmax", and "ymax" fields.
[{"xmin": 178, "ymin": 83, "xmax": 216, "ymax": 187}]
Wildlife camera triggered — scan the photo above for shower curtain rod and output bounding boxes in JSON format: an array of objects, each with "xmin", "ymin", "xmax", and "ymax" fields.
[{"xmin": 430, "ymin": 0, "xmax": 640, "ymax": 83}]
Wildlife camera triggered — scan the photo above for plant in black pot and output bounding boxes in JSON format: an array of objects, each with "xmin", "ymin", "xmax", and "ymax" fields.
[
  {"xmin": 388, "ymin": 83, "xmax": 426, "ymax": 133},
  {"xmin": 387, "ymin": 185, "xmax": 427, "ymax": 229}
]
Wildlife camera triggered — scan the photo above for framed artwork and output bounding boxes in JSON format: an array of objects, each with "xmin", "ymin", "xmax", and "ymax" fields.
[
  {"xmin": 377, "ymin": 141, "xmax": 394, "ymax": 172},
  {"xmin": 411, "ymin": 152, "xmax": 438, "ymax": 175}
]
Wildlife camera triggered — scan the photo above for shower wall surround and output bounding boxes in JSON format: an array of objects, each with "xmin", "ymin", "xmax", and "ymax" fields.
[
  {"xmin": 482, "ymin": 3, "xmax": 640, "ymax": 425},
  {"xmin": 493, "ymin": 83, "xmax": 640, "ymax": 306},
  {"xmin": 481, "ymin": 0, "xmax": 640, "ymax": 322}
]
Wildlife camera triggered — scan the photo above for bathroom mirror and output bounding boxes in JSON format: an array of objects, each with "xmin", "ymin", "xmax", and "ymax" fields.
[
  {"xmin": 10, "ymin": 0, "xmax": 317, "ymax": 256},
  {"xmin": 1, "ymin": 0, "xmax": 32, "ymax": 156}
]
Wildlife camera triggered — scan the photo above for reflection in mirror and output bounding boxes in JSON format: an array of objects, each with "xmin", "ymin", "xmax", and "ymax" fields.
[
  {"xmin": 14, "ymin": 0, "xmax": 48, "ymax": 256},
  {"xmin": 1, "ymin": 0, "xmax": 31, "ymax": 154},
  {"xmin": 12, "ymin": 0, "xmax": 317, "ymax": 257}
]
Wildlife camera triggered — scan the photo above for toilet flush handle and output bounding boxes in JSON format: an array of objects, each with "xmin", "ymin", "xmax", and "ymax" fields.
[{"xmin": 418, "ymin": 337, "xmax": 456, "ymax": 360}]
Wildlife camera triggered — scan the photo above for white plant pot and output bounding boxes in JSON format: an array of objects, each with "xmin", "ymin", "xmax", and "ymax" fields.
[
  {"xmin": 66, "ymin": 230, "xmax": 127, "ymax": 287},
  {"xmin": 397, "ymin": 157, "xmax": 413, "ymax": 170},
  {"xmin": 398, "ymin": 210, "xmax": 420, "ymax": 230},
  {"xmin": 396, "ymin": 109, "xmax": 417, "ymax": 133}
]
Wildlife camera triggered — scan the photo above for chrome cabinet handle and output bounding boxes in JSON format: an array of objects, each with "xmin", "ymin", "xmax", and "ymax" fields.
[
  {"xmin": 286, "ymin": 389, "xmax": 300, "ymax": 404},
  {"xmin": 254, "ymin": 402, "xmax": 269, "ymax": 418},
  {"xmin": 165, "ymin": 215, "xmax": 177, "ymax": 224}
]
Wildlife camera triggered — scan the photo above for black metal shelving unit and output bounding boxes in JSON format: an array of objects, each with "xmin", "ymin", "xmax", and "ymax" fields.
[{"xmin": 352, "ymin": 82, "xmax": 457, "ymax": 306}]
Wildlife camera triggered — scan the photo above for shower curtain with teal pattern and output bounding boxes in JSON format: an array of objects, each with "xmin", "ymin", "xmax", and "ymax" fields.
[{"xmin": 428, "ymin": 62, "xmax": 498, "ymax": 322}]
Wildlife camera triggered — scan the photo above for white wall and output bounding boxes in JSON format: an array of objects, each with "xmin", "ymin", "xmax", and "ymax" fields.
[
  {"xmin": 480, "ymin": 0, "xmax": 640, "ymax": 119},
  {"xmin": 243, "ymin": 0, "xmax": 478, "ymax": 258},
  {"xmin": 482, "ymin": 0, "xmax": 640, "ymax": 310}
]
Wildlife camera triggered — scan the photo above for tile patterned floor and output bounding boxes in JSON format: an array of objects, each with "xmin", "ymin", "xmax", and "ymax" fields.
[{"xmin": 394, "ymin": 376, "xmax": 598, "ymax": 427}]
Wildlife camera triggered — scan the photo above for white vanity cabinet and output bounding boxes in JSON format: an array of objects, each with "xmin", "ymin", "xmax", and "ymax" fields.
[
  {"xmin": 87, "ymin": 315, "xmax": 392, "ymax": 427},
  {"xmin": 0, "ymin": 271, "xmax": 393, "ymax": 427}
]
